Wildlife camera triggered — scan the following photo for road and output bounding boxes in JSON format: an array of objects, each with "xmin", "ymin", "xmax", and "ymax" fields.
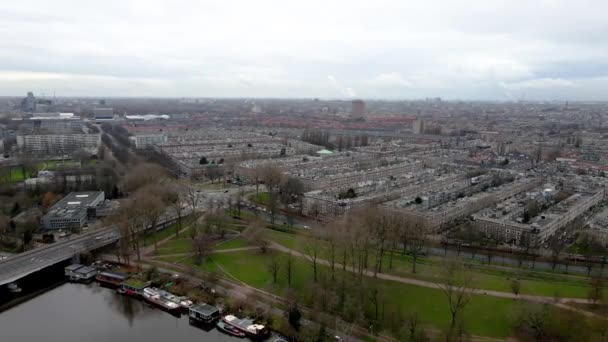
[
  {"xmin": 0, "ymin": 227, "xmax": 119, "ymax": 285},
  {"xmin": 0, "ymin": 212, "xmax": 179, "ymax": 286}
]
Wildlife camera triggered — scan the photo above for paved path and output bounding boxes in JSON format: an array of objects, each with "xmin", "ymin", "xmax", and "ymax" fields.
[
  {"xmin": 142, "ymin": 216, "xmax": 197, "ymax": 256},
  {"xmin": 151, "ymin": 247, "xmax": 258, "ymax": 259},
  {"xmin": 146, "ymin": 224, "xmax": 600, "ymax": 319},
  {"xmin": 268, "ymin": 243, "xmax": 596, "ymax": 308}
]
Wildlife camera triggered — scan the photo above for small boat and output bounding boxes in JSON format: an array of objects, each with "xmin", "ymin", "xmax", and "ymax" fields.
[
  {"xmin": 216, "ymin": 320, "xmax": 246, "ymax": 338},
  {"xmin": 7, "ymin": 283, "xmax": 21, "ymax": 293}
]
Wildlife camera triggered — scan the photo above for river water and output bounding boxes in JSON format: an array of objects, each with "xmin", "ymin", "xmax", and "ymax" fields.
[{"xmin": 0, "ymin": 282, "xmax": 242, "ymax": 342}]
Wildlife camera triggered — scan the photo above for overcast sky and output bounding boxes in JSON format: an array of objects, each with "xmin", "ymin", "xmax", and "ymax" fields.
[{"xmin": 1, "ymin": 0, "xmax": 608, "ymax": 100}]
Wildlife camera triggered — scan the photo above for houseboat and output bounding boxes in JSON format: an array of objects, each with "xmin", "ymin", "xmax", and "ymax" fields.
[
  {"xmin": 118, "ymin": 278, "xmax": 150, "ymax": 298},
  {"xmin": 142, "ymin": 287, "xmax": 180, "ymax": 313},
  {"xmin": 158, "ymin": 289, "xmax": 193, "ymax": 310},
  {"xmin": 223, "ymin": 314, "xmax": 269, "ymax": 339},
  {"xmin": 65, "ymin": 265, "xmax": 98, "ymax": 283},
  {"xmin": 188, "ymin": 303, "xmax": 221, "ymax": 326},
  {"xmin": 64, "ymin": 264, "xmax": 83, "ymax": 278},
  {"xmin": 96, "ymin": 270, "xmax": 129, "ymax": 288},
  {"xmin": 216, "ymin": 320, "xmax": 246, "ymax": 338}
]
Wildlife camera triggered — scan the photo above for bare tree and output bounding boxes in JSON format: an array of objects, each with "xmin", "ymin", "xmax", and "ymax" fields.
[
  {"xmin": 267, "ymin": 253, "xmax": 280, "ymax": 283},
  {"xmin": 185, "ymin": 183, "xmax": 202, "ymax": 215},
  {"xmin": 324, "ymin": 220, "xmax": 341, "ymax": 279},
  {"xmin": 192, "ymin": 227, "xmax": 213, "ymax": 265},
  {"xmin": 589, "ymin": 277, "xmax": 604, "ymax": 305},
  {"xmin": 549, "ymin": 236, "xmax": 562, "ymax": 272},
  {"xmin": 73, "ymin": 148, "xmax": 90, "ymax": 166},
  {"xmin": 117, "ymin": 219, "xmax": 132, "ymax": 266},
  {"xmin": 439, "ymin": 259, "xmax": 476, "ymax": 335},
  {"xmin": 124, "ymin": 162, "xmax": 168, "ymax": 192},
  {"xmin": 304, "ymin": 233, "xmax": 322, "ymax": 282},
  {"xmin": 167, "ymin": 185, "xmax": 185, "ymax": 238},
  {"xmin": 252, "ymin": 165, "xmax": 262, "ymax": 196},
  {"xmin": 205, "ymin": 165, "xmax": 223, "ymax": 184},
  {"xmin": 245, "ymin": 219, "xmax": 269, "ymax": 253},
  {"xmin": 0, "ymin": 214, "xmax": 9, "ymax": 242},
  {"xmin": 135, "ymin": 184, "xmax": 166, "ymax": 253},
  {"xmin": 121, "ymin": 199, "xmax": 144, "ymax": 263},
  {"xmin": 268, "ymin": 192, "xmax": 278, "ymax": 225},
  {"xmin": 235, "ymin": 188, "xmax": 245, "ymax": 217},
  {"xmin": 286, "ymin": 251, "xmax": 294, "ymax": 286},
  {"xmin": 349, "ymin": 210, "xmax": 373, "ymax": 279},
  {"xmin": 261, "ymin": 162, "xmax": 284, "ymax": 194},
  {"xmin": 408, "ymin": 219, "xmax": 428, "ymax": 274},
  {"xmin": 206, "ymin": 210, "xmax": 228, "ymax": 239}
]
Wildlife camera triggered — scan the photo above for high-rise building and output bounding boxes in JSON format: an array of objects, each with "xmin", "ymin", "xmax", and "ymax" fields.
[
  {"xmin": 413, "ymin": 118, "xmax": 424, "ymax": 134},
  {"xmin": 20, "ymin": 92, "xmax": 36, "ymax": 112},
  {"xmin": 93, "ymin": 107, "xmax": 114, "ymax": 121},
  {"xmin": 351, "ymin": 100, "xmax": 365, "ymax": 120}
]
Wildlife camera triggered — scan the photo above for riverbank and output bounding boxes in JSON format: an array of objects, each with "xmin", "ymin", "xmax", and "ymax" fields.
[{"xmin": 0, "ymin": 282, "xmax": 241, "ymax": 342}]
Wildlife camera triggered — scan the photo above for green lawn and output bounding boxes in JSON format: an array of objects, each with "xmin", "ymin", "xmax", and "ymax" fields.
[
  {"xmin": 157, "ymin": 236, "xmax": 250, "ymax": 256},
  {"xmin": 157, "ymin": 238, "xmax": 193, "ymax": 254},
  {"xmin": 141, "ymin": 215, "xmax": 196, "ymax": 246},
  {"xmin": 215, "ymin": 237, "xmax": 249, "ymax": 250},
  {"xmin": 167, "ymin": 249, "xmax": 526, "ymax": 338},
  {"xmin": 249, "ymin": 192, "xmax": 271, "ymax": 206},
  {"xmin": 263, "ymin": 229, "xmax": 300, "ymax": 249},
  {"xmin": 261, "ymin": 228, "xmax": 598, "ymax": 299},
  {"xmin": 0, "ymin": 159, "xmax": 96, "ymax": 184},
  {"xmin": 200, "ymin": 182, "xmax": 231, "ymax": 190}
]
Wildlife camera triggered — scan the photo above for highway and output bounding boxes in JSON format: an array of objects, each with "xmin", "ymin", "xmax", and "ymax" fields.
[
  {"xmin": 0, "ymin": 227, "xmax": 119, "ymax": 286},
  {"xmin": 0, "ymin": 212, "xmax": 179, "ymax": 286}
]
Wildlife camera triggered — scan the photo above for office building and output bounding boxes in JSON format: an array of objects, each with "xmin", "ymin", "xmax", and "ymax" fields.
[
  {"xmin": 42, "ymin": 191, "xmax": 105, "ymax": 230},
  {"xmin": 351, "ymin": 100, "xmax": 365, "ymax": 120}
]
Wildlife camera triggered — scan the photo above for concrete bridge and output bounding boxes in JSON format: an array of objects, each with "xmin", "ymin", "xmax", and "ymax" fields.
[
  {"xmin": 0, "ymin": 213, "xmax": 179, "ymax": 286},
  {"xmin": 0, "ymin": 227, "xmax": 119, "ymax": 286}
]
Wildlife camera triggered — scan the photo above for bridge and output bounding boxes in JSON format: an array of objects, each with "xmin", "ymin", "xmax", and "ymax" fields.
[
  {"xmin": 0, "ymin": 213, "xmax": 179, "ymax": 286},
  {"xmin": 0, "ymin": 227, "xmax": 119, "ymax": 286}
]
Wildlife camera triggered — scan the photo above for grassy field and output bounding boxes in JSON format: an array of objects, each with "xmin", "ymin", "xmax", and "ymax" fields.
[
  {"xmin": 161, "ymin": 249, "xmax": 525, "ymax": 338},
  {"xmin": 157, "ymin": 236, "xmax": 250, "ymax": 256},
  {"xmin": 260, "ymin": 227, "xmax": 599, "ymax": 298},
  {"xmin": 249, "ymin": 192, "xmax": 271, "ymax": 206},
  {"xmin": 199, "ymin": 182, "xmax": 230, "ymax": 190},
  {"xmin": 215, "ymin": 237, "xmax": 249, "ymax": 250},
  {"xmin": 157, "ymin": 238, "xmax": 192, "ymax": 254},
  {"xmin": 0, "ymin": 159, "xmax": 95, "ymax": 183},
  {"xmin": 141, "ymin": 214, "xmax": 197, "ymax": 247}
]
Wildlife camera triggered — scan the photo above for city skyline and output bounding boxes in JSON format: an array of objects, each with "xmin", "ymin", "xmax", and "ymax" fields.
[{"xmin": 2, "ymin": 1, "xmax": 608, "ymax": 100}]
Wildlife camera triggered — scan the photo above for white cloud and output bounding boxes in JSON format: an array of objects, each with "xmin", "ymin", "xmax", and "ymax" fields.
[
  {"xmin": 328, "ymin": 75, "xmax": 357, "ymax": 98},
  {"xmin": 501, "ymin": 78, "xmax": 576, "ymax": 89},
  {"xmin": 1, "ymin": 0, "xmax": 608, "ymax": 99},
  {"xmin": 369, "ymin": 73, "xmax": 411, "ymax": 87}
]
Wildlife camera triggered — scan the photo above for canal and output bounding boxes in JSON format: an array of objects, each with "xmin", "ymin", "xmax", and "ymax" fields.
[{"xmin": 0, "ymin": 282, "xmax": 242, "ymax": 342}]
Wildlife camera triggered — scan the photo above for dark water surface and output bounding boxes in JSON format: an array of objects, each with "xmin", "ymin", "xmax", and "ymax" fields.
[{"xmin": 0, "ymin": 282, "xmax": 241, "ymax": 342}]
